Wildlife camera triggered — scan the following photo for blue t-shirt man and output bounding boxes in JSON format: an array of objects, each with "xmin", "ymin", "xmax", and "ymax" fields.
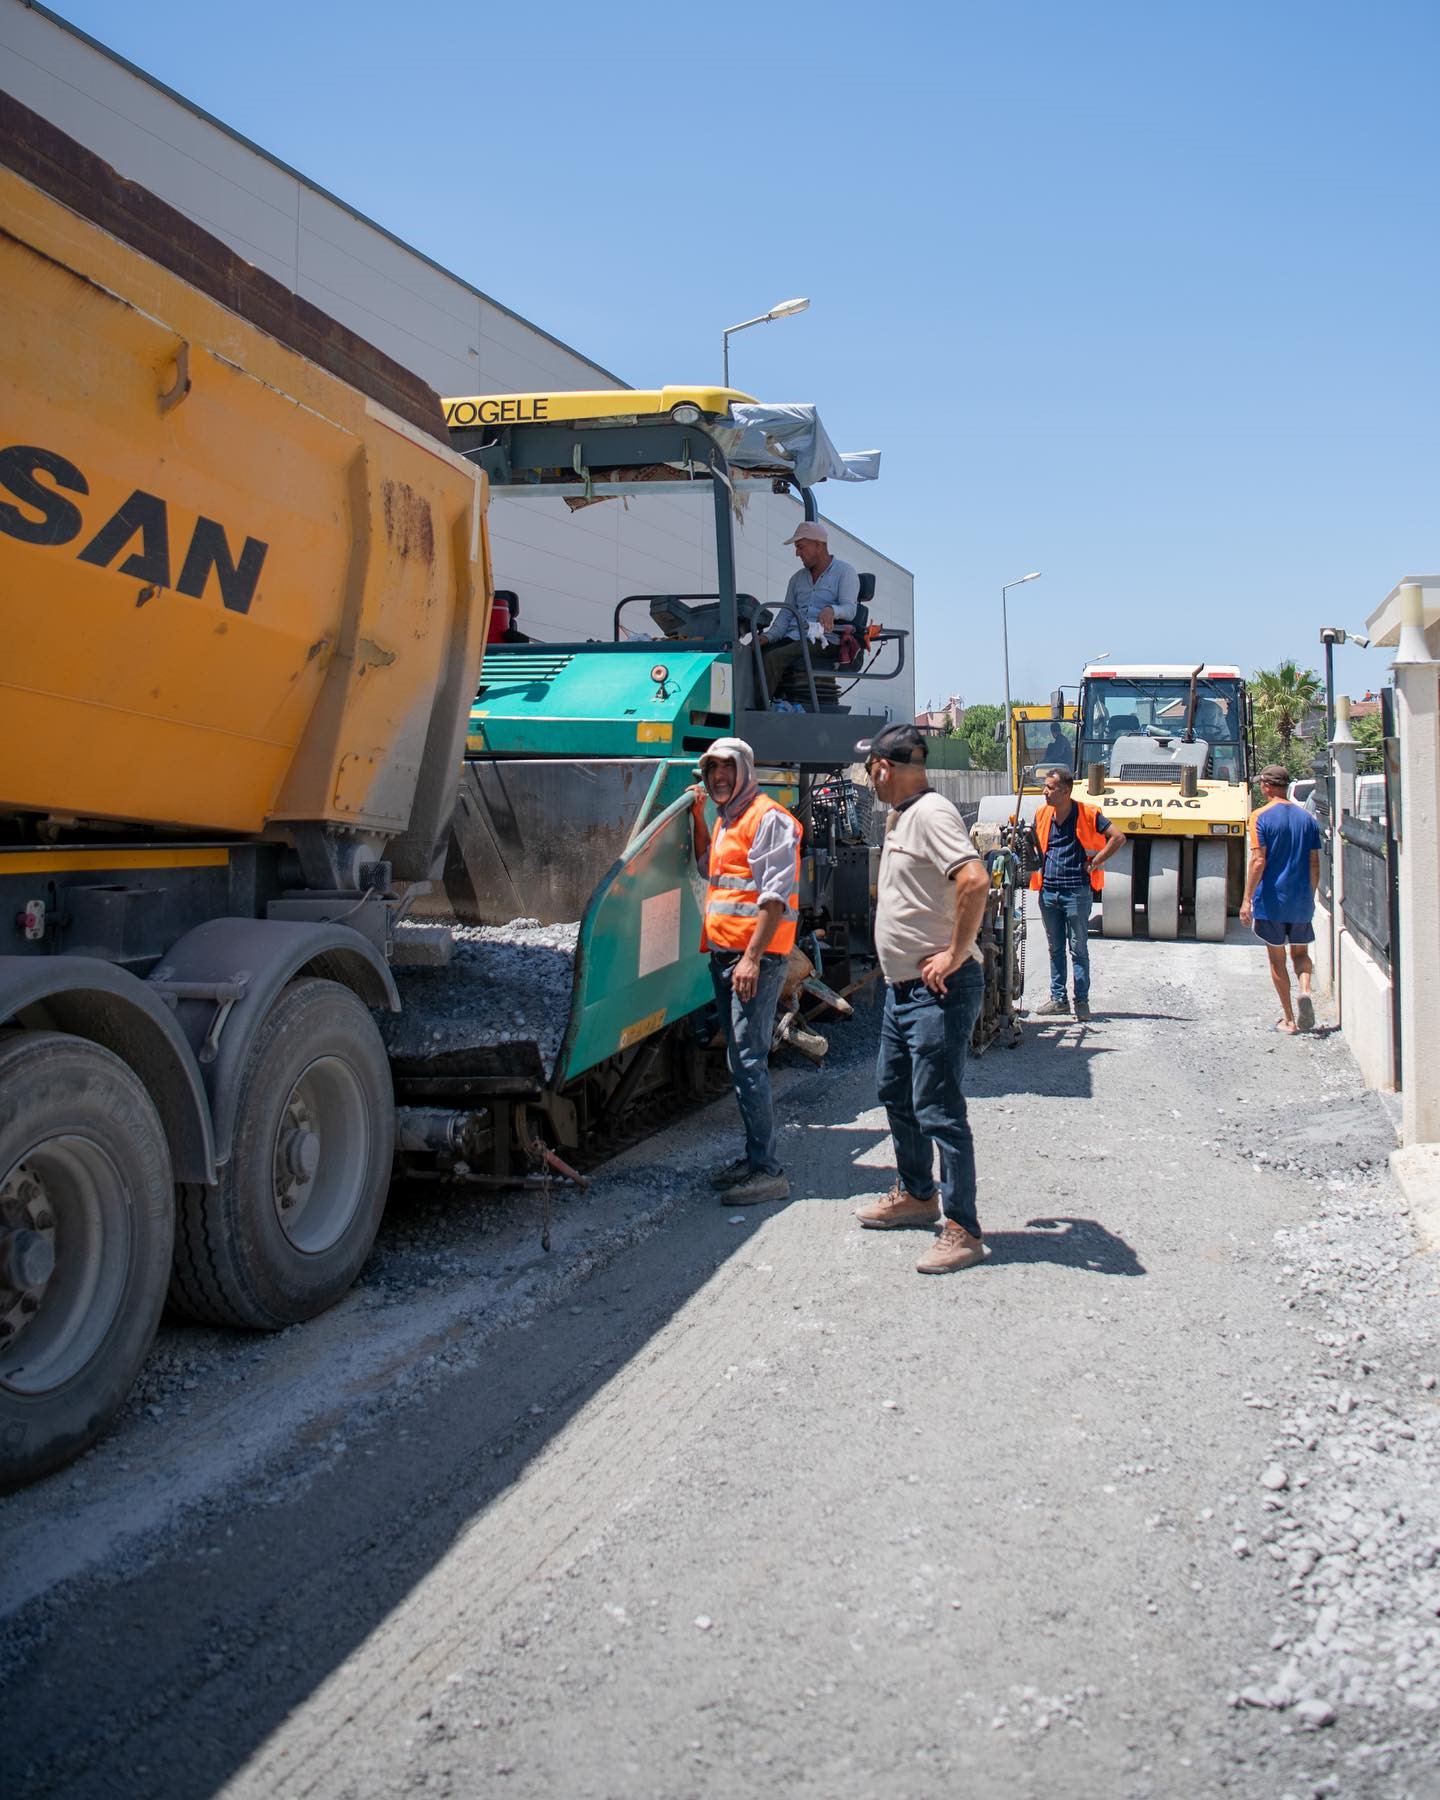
[
  {"xmin": 1241, "ymin": 766, "xmax": 1323, "ymax": 1032},
  {"xmin": 1247, "ymin": 798, "xmax": 1322, "ymax": 929}
]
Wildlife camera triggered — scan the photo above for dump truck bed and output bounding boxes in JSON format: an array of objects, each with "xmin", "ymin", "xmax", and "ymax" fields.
[{"xmin": 0, "ymin": 94, "xmax": 488, "ymax": 863}]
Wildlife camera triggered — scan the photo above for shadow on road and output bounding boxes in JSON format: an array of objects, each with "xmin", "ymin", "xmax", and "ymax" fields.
[
  {"xmin": 2, "ymin": 1194, "xmax": 815, "ymax": 1799},
  {"xmin": 969, "ymin": 1035, "xmax": 1118, "ymax": 1100},
  {"xmin": 985, "ymin": 1214, "xmax": 1146, "ymax": 1276},
  {"xmin": 1092, "ymin": 924, "xmax": 1259, "ymax": 950}
]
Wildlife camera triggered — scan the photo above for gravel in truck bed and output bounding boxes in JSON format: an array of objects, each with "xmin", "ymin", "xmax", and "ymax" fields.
[{"xmin": 385, "ymin": 918, "xmax": 580, "ymax": 1079}]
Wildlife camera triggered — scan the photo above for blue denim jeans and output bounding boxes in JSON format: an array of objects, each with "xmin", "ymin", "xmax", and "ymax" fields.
[
  {"xmin": 710, "ymin": 951, "xmax": 788, "ymax": 1176},
  {"xmin": 875, "ymin": 959, "xmax": 985, "ymax": 1236},
  {"xmin": 1039, "ymin": 887, "xmax": 1093, "ymax": 1003}
]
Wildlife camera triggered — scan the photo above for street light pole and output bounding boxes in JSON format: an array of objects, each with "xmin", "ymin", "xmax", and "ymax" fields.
[
  {"xmin": 1320, "ymin": 626, "xmax": 1372, "ymax": 746},
  {"xmin": 721, "ymin": 297, "xmax": 810, "ymax": 387},
  {"xmin": 1001, "ymin": 572, "xmax": 1042, "ymax": 787}
]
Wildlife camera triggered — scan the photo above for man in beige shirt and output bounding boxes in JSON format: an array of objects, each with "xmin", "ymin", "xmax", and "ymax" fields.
[{"xmin": 854, "ymin": 723, "xmax": 992, "ymax": 1274}]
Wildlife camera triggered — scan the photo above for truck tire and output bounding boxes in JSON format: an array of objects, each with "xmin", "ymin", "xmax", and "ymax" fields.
[
  {"xmin": 0, "ymin": 1033, "xmax": 174, "ymax": 1492},
  {"xmin": 169, "ymin": 979, "xmax": 394, "ymax": 1329}
]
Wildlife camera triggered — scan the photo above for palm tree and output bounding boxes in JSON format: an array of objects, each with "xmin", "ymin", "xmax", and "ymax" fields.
[{"xmin": 1251, "ymin": 660, "xmax": 1324, "ymax": 767}]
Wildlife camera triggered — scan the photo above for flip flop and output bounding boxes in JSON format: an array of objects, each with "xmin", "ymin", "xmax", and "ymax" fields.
[
  {"xmin": 1296, "ymin": 996, "xmax": 1315, "ymax": 1032},
  {"xmin": 1273, "ymin": 1018, "xmax": 1298, "ymax": 1035}
]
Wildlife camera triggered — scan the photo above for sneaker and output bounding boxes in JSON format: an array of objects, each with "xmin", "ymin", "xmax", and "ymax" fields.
[
  {"xmin": 708, "ymin": 1156, "xmax": 751, "ymax": 1191},
  {"xmin": 855, "ymin": 1184, "xmax": 941, "ymax": 1229},
  {"xmin": 725, "ymin": 1170, "xmax": 790, "ymax": 1205},
  {"xmin": 1034, "ymin": 997, "xmax": 1070, "ymax": 1017},
  {"xmin": 1073, "ymin": 998, "xmax": 1091, "ymax": 1021},
  {"xmin": 916, "ymin": 1221, "xmax": 986, "ymax": 1275}
]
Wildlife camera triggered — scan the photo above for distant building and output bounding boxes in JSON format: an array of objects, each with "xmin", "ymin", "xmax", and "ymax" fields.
[{"xmin": 915, "ymin": 695, "xmax": 963, "ymax": 734}]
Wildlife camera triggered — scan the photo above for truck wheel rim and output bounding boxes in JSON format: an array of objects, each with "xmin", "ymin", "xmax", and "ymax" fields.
[
  {"xmin": 271, "ymin": 1056, "xmax": 370, "ymax": 1254},
  {"xmin": 0, "ymin": 1138, "xmax": 129, "ymax": 1395}
]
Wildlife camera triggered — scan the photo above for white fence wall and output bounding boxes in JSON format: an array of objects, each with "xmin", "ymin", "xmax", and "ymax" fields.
[{"xmin": 2, "ymin": 2, "xmax": 914, "ymax": 719}]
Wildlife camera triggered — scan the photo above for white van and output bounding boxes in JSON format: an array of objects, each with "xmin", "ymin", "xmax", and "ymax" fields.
[{"xmin": 1354, "ymin": 774, "xmax": 1386, "ymax": 824}]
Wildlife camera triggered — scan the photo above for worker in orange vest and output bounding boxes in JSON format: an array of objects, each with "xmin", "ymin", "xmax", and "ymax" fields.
[
  {"xmin": 693, "ymin": 738, "xmax": 802, "ymax": 1205},
  {"xmin": 1031, "ymin": 768, "xmax": 1125, "ymax": 1020}
]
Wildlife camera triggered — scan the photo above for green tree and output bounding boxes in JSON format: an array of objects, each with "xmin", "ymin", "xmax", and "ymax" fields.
[
  {"xmin": 1250, "ymin": 660, "xmax": 1324, "ymax": 777},
  {"xmin": 1352, "ymin": 709, "xmax": 1385, "ymax": 772},
  {"xmin": 955, "ymin": 702, "xmax": 1006, "ymax": 771}
]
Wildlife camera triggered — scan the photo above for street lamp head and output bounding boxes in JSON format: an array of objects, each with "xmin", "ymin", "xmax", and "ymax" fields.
[
  {"xmin": 1020, "ymin": 571, "xmax": 1041, "ymax": 583},
  {"xmin": 723, "ymin": 298, "xmax": 812, "ymax": 384}
]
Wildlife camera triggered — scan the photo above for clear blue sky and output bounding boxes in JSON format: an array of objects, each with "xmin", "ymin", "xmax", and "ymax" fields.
[{"xmin": 46, "ymin": 0, "xmax": 1437, "ymax": 711}]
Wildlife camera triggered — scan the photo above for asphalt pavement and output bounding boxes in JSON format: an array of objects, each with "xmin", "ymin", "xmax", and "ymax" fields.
[{"xmin": 3, "ymin": 912, "xmax": 1437, "ymax": 1800}]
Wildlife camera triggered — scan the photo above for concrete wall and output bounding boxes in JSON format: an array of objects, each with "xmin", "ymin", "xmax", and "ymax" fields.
[
  {"xmin": 1311, "ymin": 896, "xmax": 1334, "ymax": 997},
  {"xmin": 1337, "ymin": 930, "xmax": 1396, "ymax": 1093},
  {"xmin": 1, "ymin": 2, "xmax": 914, "ymax": 719},
  {"xmin": 924, "ymin": 770, "xmax": 1013, "ymax": 812},
  {"xmin": 851, "ymin": 767, "xmax": 1010, "ymax": 841}
]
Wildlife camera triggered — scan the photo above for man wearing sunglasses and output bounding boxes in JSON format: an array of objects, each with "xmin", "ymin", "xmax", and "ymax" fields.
[{"xmin": 854, "ymin": 724, "xmax": 993, "ymax": 1274}]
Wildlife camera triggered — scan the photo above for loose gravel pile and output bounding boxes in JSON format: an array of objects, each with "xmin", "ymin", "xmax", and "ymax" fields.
[
  {"xmin": 1198, "ymin": 1092, "xmax": 1440, "ymax": 1783},
  {"xmin": 385, "ymin": 918, "xmax": 579, "ymax": 1078}
]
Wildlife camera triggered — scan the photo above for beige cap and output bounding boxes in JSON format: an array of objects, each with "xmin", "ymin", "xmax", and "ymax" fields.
[{"xmin": 784, "ymin": 520, "xmax": 828, "ymax": 545}]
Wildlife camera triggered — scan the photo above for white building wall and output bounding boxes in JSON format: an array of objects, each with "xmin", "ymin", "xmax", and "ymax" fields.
[
  {"xmin": 1, "ymin": 1, "xmax": 914, "ymax": 719},
  {"xmin": 1337, "ymin": 930, "xmax": 1396, "ymax": 1094}
]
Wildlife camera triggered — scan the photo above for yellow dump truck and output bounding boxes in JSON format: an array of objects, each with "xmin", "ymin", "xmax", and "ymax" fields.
[
  {"xmin": 0, "ymin": 96, "xmax": 490, "ymax": 1487},
  {"xmin": 975, "ymin": 702, "xmax": 1080, "ymax": 828}
]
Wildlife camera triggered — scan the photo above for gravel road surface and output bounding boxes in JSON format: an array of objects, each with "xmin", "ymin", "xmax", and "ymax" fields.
[{"xmin": 3, "ymin": 912, "xmax": 1437, "ymax": 1800}]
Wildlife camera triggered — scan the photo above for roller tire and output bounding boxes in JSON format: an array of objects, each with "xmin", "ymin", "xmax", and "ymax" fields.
[
  {"xmin": 1194, "ymin": 839, "xmax": 1230, "ymax": 942},
  {"xmin": 169, "ymin": 979, "xmax": 394, "ymax": 1330},
  {"xmin": 0, "ymin": 1033, "xmax": 174, "ymax": 1492},
  {"xmin": 1147, "ymin": 841, "xmax": 1181, "ymax": 941},
  {"xmin": 1102, "ymin": 839, "xmax": 1135, "ymax": 938}
]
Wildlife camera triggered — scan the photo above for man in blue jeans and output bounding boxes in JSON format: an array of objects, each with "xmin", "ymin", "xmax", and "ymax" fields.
[
  {"xmin": 693, "ymin": 739, "xmax": 802, "ymax": 1204},
  {"xmin": 1031, "ymin": 768, "xmax": 1125, "ymax": 1021},
  {"xmin": 852, "ymin": 724, "xmax": 993, "ymax": 1274}
]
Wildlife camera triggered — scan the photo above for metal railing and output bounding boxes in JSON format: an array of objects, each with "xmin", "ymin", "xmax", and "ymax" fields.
[{"xmin": 1340, "ymin": 813, "xmax": 1391, "ymax": 967}]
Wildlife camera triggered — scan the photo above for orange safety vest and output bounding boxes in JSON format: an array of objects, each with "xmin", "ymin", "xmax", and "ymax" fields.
[
  {"xmin": 1031, "ymin": 800, "xmax": 1109, "ymax": 894},
  {"xmin": 702, "ymin": 793, "xmax": 801, "ymax": 956}
]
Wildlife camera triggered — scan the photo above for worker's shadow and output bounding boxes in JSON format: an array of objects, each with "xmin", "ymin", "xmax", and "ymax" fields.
[{"xmin": 982, "ymin": 1215, "xmax": 1145, "ymax": 1276}]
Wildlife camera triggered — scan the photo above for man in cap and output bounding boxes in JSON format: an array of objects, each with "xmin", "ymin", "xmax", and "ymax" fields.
[
  {"xmin": 1241, "ymin": 764, "xmax": 1322, "ymax": 1033},
  {"xmin": 693, "ymin": 738, "xmax": 803, "ymax": 1203},
  {"xmin": 759, "ymin": 519, "xmax": 859, "ymax": 699},
  {"xmin": 854, "ymin": 723, "xmax": 994, "ymax": 1274}
]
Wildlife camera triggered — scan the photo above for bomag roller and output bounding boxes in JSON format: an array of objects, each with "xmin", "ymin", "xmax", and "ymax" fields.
[{"xmin": 1074, "ymin": 662, "xmax": 1254, "ymax": 942}]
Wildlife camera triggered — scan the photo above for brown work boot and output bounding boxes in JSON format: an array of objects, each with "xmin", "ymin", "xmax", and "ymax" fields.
[
  {"xmin": 916, "ymin": 1221, "xmax": 986, "ymax": 1275},
  {"xmin": 855, "ymin": 1184, "xmax": 941, "ymax": 1230}
]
